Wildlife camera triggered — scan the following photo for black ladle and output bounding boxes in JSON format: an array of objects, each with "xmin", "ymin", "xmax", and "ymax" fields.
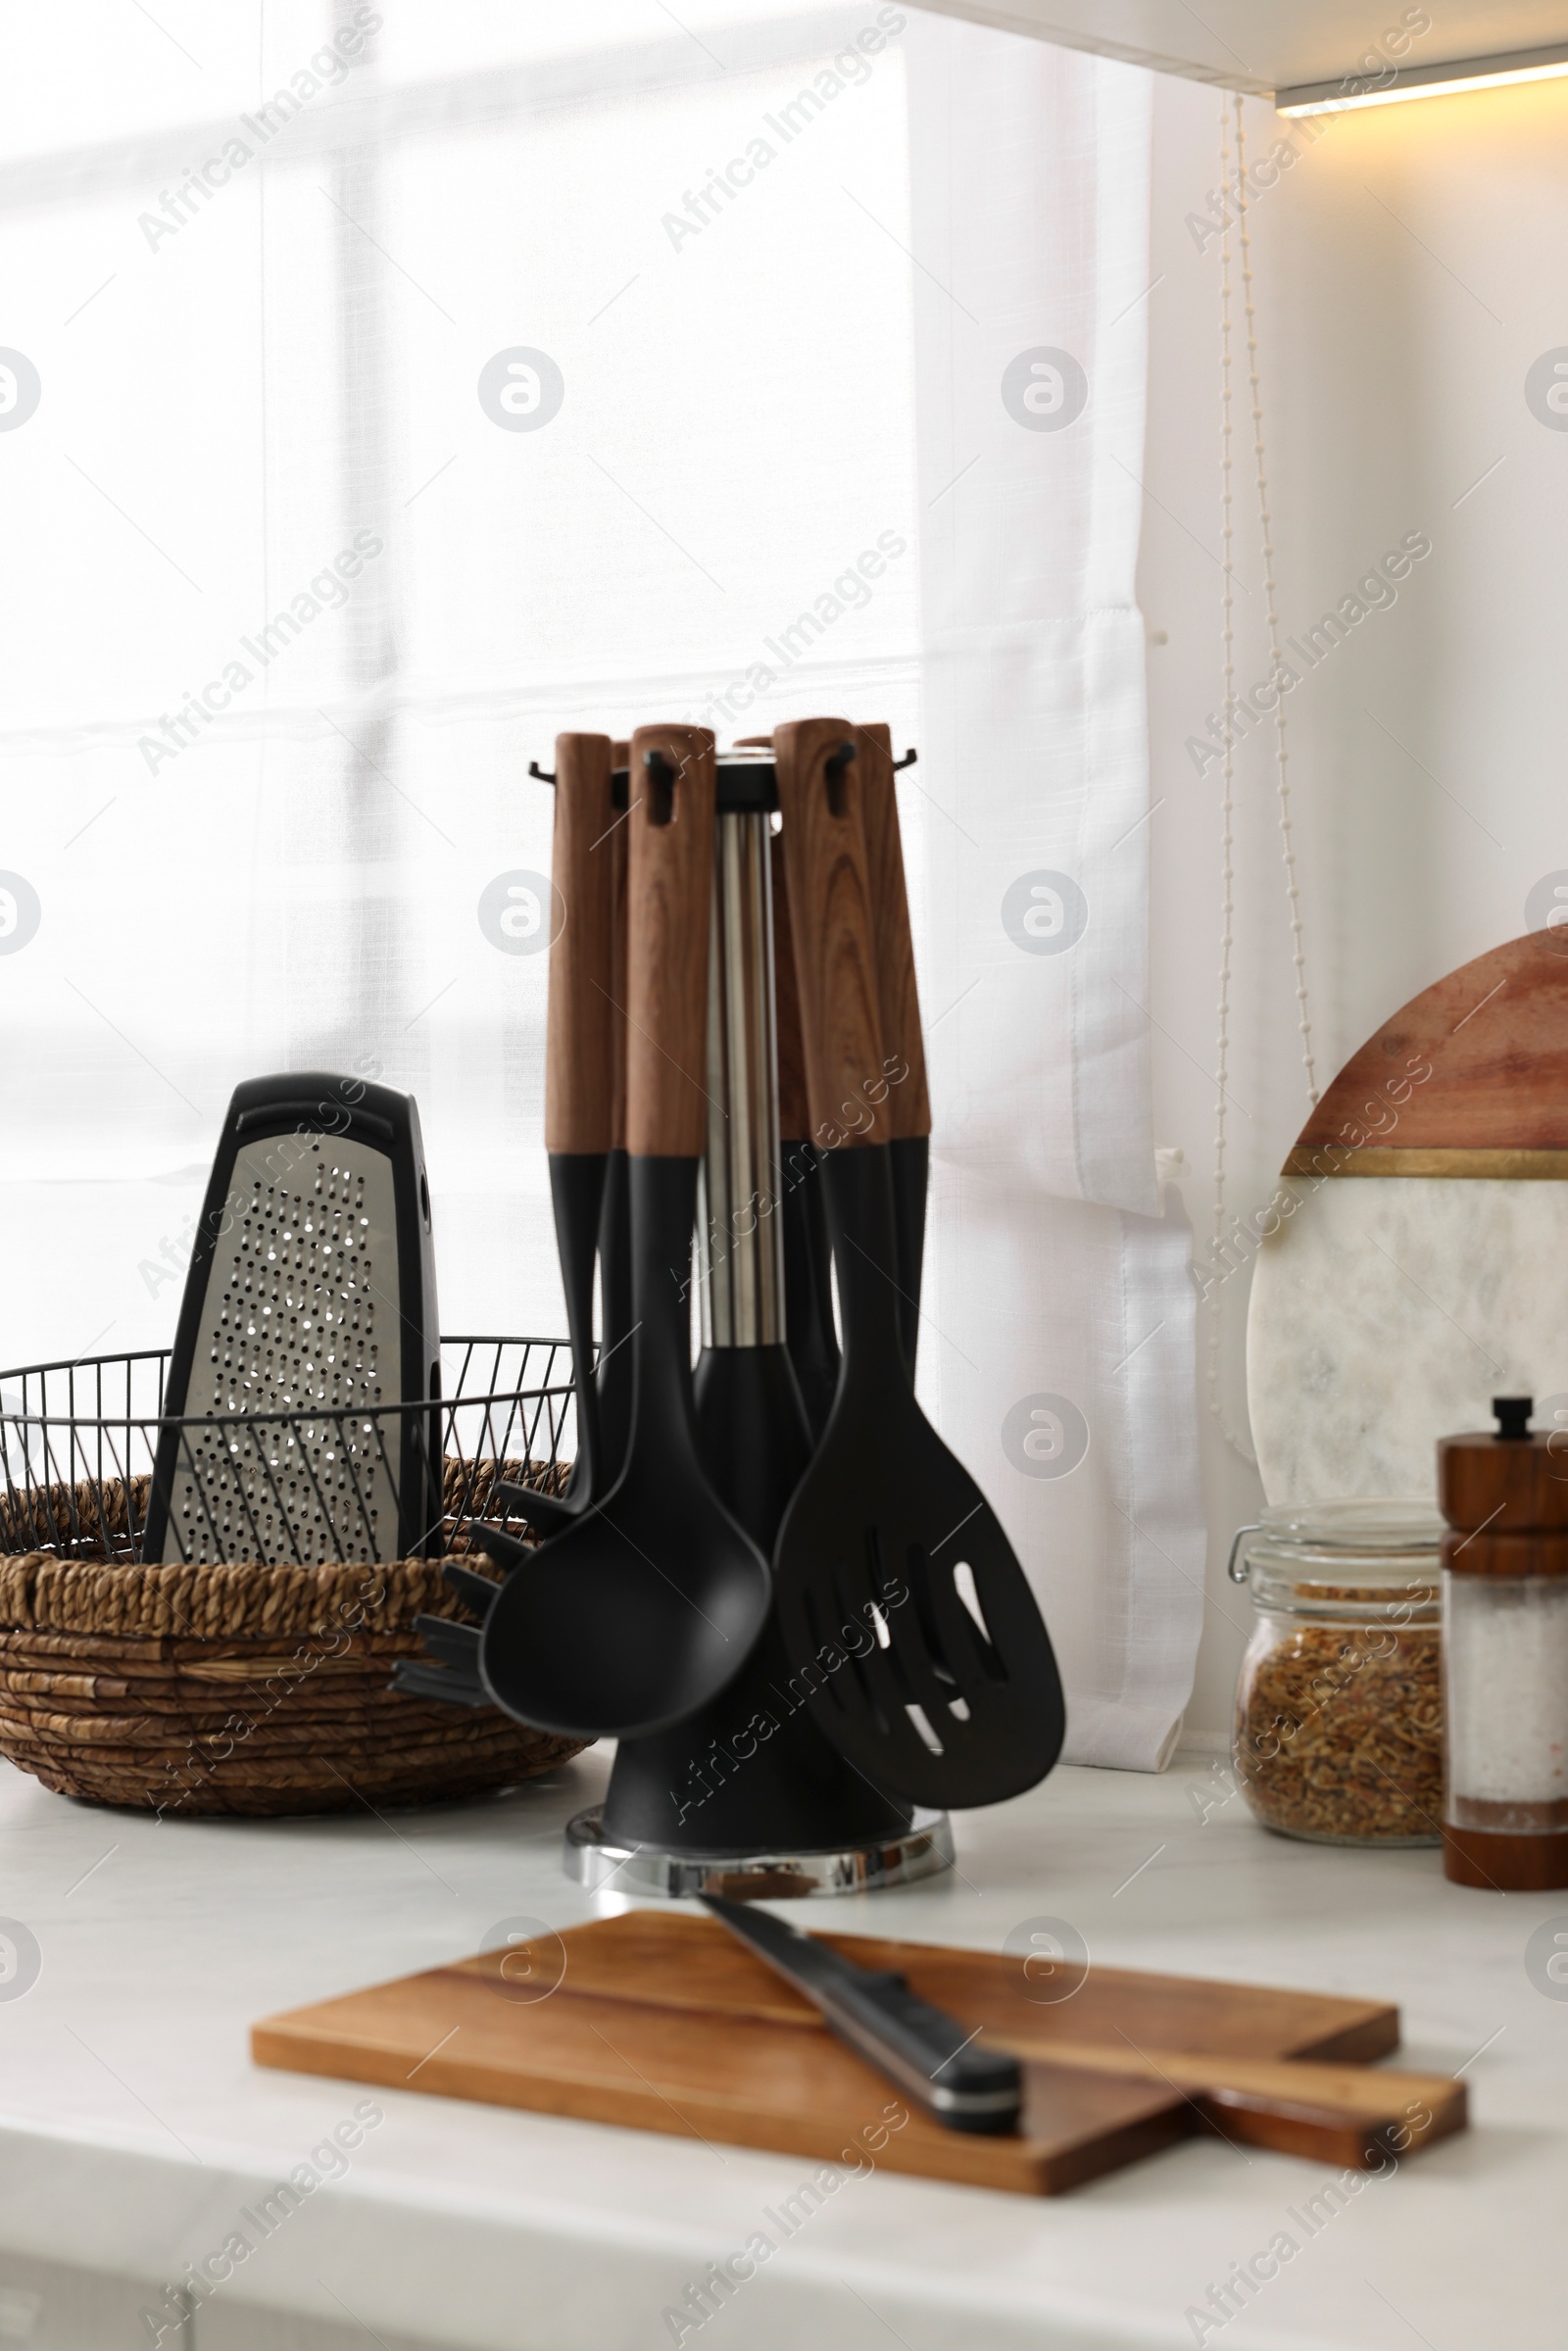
[{"xmin": 477, "ymin": 728, "xmax": 772, "ymax": 1739}]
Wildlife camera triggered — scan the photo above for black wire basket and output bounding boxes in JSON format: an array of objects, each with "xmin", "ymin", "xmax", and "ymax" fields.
[{"xmin": 0, "ymin": 1337, "xmax": 577, "ymax": 1567}]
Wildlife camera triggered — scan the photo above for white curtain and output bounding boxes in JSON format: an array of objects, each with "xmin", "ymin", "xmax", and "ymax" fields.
[
  {"xmin": 905, "ymin": 16, "xmax": 1205, "ymax": 1771},
  {"xmin": 0, "ymin": 0, "xmax": 1202, "ymax": 1767}
]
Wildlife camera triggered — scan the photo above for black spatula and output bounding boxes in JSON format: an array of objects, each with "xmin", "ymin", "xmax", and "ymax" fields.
[
  {"xmin": 476, "ymin": 725, "xmax": 772, "ymax": 1740},
  {"xmin": 771, "ymin": 717, "xmax": 1064, "ymax": 1809}
]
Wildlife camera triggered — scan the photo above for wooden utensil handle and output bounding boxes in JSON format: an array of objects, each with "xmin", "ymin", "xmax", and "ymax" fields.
[
  {"xmin": 546, "ymin": 733, "xmax": 617, "ymax": 1155},
  {"xmin": 774, "ymin": 716, "xmax": 887, "ymax": 1151},
  {"xmin": 609, "ymin": 740, "xmax": 630, "ymax": 1152},
  {"xmin": 856, "ymin": 721, "xmax": 930, "ymax": 1143},
  {"xmin": 626, "ymin": 725, "xmax": 715, "ymax": 1158},
  {"xmin": 770, "ymin": 832, "xmax": 810, "ymax": 1146}
]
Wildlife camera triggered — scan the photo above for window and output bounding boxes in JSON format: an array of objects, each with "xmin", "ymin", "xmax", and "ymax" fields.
[{"xmin": 0, "ymin": 0, "xmax": 920, "ymax": 1353}]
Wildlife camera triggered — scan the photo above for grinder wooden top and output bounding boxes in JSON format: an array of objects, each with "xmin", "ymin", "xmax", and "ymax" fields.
[
  {"xmin": 1439, "ymin": 1428, "xmax": 1568, "ymax": 1546},
  {"xmin": 1282, "ymin": 931, "xmax": 1568, "ymax": 1176}
]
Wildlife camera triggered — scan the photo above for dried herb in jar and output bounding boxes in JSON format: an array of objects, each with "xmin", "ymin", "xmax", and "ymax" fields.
[
  {"xmin": 1229, "ymin": 1501, "xmax": 1444, "ymax": 1848},
  {"xmin": 1234, "ymin": 1621, "xmax": 1442, "ymax": 1842}
]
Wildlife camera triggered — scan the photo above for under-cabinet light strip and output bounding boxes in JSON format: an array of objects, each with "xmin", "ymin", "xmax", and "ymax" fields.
[{"xmin": 1276, "ymin": 42, "xmax": 1568, "ymax": 117}]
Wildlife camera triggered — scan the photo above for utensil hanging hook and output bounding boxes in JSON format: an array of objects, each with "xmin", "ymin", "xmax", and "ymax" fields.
[
  {"xmin": 644, "ymin": 747, "xmax": 681, "ymax": 824},
  {"xmin": 823, "ymin": 738, "xmax": 857, "ymax": 816}
]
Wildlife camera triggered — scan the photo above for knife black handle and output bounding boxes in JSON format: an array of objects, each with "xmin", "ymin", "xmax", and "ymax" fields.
[
  {"xmin": 695, "ymin": 1894, "xmax": 1022, "ymax": 2136},
  {"xmin": 818, "ymin": 1969, "xmax": 1021, "ymax": 2134}
]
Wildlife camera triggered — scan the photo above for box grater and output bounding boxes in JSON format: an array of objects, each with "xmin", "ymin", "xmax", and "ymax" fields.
[{"xmin": 143, "ymin": 1073, "xmax": 441, "ymax": 1565}]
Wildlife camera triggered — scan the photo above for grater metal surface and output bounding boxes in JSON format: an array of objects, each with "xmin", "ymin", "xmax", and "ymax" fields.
[{"xmin": 162, "ymin": 1134, "xmax": 402, "ymax": 1565}]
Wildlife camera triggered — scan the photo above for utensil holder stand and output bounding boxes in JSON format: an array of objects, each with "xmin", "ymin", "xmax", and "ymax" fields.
[
  {"xmin": 566, "ymin": 761, "xmax": 950, "ymax": 1895},
  {"xmin": 596, "ymin": 1343, "xmax": 913, "ymax": 1855}
]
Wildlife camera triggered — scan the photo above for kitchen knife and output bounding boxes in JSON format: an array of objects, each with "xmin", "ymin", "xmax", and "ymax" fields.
[{"xmin": 697, "ymin": 1893, "xmax": 1021, "ymax": 2134}]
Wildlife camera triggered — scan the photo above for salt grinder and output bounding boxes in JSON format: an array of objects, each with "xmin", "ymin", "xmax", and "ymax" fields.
[{"xmin": 1439, "ymin": 1396, "xmax": 1568, "ymax": 1890}]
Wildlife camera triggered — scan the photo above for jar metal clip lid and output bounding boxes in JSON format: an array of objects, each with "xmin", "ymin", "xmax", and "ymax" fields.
[{"xmin": 1227, "ymin": 1524, "xmax": 1263, "ymax": 1585}]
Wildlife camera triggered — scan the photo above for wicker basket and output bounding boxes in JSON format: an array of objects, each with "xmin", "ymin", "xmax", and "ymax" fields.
[{"xmin": 0, "ymin": 1465, "xmax": 586, "ymax": 1816}]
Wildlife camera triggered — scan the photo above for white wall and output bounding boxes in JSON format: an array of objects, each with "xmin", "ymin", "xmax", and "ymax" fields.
[{"xmin": 1141, "ymin": 69, "xmax": 1568, "ymax": 1740}]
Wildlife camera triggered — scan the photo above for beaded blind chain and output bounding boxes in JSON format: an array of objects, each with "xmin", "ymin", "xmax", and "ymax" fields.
[
  {"xmin": 1210, "ymin": 96, "xmax": 1243, "ymax": 1455},
  {"xmin": 1208, "ymin": 92, "xmax": 1320, "ymax": 1461},
  {"xmin": 1235, "ymin": 93, "xmax": 1317, "ymax": 1104}
]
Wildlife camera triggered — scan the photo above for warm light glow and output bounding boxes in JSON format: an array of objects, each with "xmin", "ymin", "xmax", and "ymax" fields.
[{"xmin": 1277, "ymin": 48, "xmax": 1568, "ymax": 117}]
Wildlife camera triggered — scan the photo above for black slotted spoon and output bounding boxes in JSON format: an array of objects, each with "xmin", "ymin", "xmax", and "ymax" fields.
[{"xmin": 770, "ymin": 717, "xmax": 1065, "ymax": 1809}]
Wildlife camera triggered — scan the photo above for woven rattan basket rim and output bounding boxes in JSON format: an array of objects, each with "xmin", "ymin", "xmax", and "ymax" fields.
[
  {"xmin": 0, "ymin": 1455, "xmax": 553, "ymax": 1639},
  {"xmin": 0, "ymin": 1549, "xmax": 500, "ymax": 1640},
  {"xmin": 0, "ymin": 1447, "xmax": 557, "ymax": 1636},
  {"xmin": 0, "ymin": 1467, "xmax": 581, "ymax": 1816}
]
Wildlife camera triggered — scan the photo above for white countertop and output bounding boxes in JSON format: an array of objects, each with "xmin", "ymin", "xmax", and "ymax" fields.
[{"xmin": 0, "ymin": 1743, "xmax": 1560, "ymax": 2351}]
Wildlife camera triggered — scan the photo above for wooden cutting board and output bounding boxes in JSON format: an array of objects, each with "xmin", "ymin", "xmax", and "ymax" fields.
[
  {"xmin": 1247, "ymin": 929, "xmax": 1568, "ymax": 1499},
  {"xmin": 253, "ymin": 1911, "xmax": 1462, "ymax": 2195}
]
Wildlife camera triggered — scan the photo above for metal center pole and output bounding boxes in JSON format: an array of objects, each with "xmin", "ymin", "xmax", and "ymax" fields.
[{"xmin": 698, "ymin": 808, "xmax": 784, "ymax": 1347}]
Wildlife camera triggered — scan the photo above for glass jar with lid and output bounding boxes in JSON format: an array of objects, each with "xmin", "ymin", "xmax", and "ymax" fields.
[{"xmin": 1228, "ymin": 1499, "xmax": 1444, "ymax": 1846}]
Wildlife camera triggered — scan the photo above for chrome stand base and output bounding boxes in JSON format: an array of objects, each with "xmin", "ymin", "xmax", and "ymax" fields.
[{"xmin": 563, "ymin": 1804, "xmax": 955, "ymax": 1899}]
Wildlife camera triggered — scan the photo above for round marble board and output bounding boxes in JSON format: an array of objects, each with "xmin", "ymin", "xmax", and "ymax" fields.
[{"xmin": 1247, "ymin": 931, "xmax": 1568, "ymax": 1503}]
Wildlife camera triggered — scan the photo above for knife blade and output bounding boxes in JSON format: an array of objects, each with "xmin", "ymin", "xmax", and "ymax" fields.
[{"xmin": 697, "ymin": 1894, "xmax": 1021, "ymax": 2134}]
